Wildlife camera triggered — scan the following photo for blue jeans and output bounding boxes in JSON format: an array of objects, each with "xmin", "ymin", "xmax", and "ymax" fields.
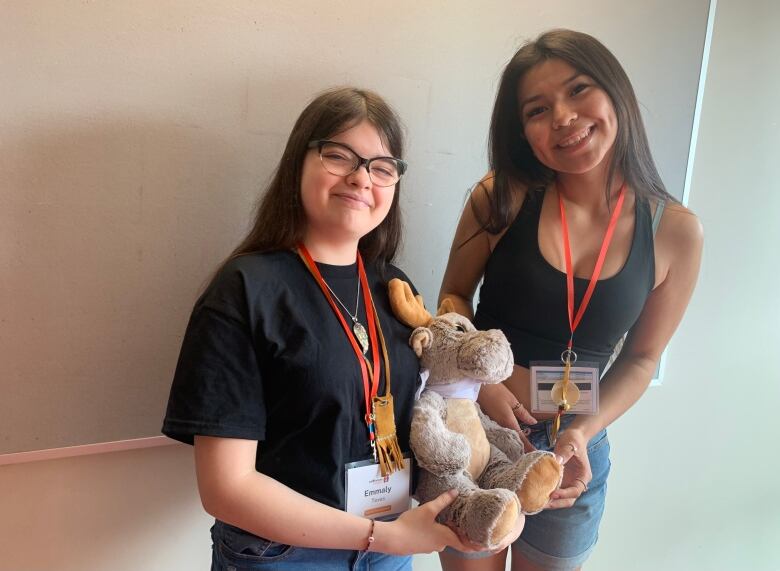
[
  {"xmin": 210, "ymin": 520, "xmax": 413, "ymax": 571},
  {"xmin": 446, "ymin": 415, "xmax": 611, "ymax": 570},
  {"xmin": 512, "ymin": 415, "xmax": 611, "ymax": 570}
]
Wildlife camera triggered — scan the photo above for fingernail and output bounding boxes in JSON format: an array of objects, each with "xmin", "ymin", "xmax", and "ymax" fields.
[{"xmin": 449, "ymin": 489, "xmax": 459, "ymax": 497}]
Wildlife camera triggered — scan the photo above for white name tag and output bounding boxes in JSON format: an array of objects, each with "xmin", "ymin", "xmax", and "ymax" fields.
[
  {"xmin": 344, "ymin": 456, "xmax": 413, "ymax": 519},
  {"xmin": 529, "ymin": 361, "xmax": 600, "ymax": 415}
]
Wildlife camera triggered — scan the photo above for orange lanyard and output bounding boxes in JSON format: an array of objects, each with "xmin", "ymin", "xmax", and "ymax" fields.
[
  {"xmin": 297, "ymin": 244, "xmax": 381, "ymax": 443},
  {"xmin": 558, "ymin": 180, "xmax": 627, "ymax": 354},
  {"xmin": 551, "ymin": 181, "xmax": 626, "ymax": 443}
]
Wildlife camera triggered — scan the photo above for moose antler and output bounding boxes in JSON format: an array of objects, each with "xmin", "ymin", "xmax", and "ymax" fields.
[{"xmin": 388, "ymin": 278, "xmax": 432, "ymax": 328}]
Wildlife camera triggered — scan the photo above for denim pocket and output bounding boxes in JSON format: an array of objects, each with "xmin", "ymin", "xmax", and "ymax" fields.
[{"xmin": 212, "ymin": 521, "xmax": 296, "ymax": 567}]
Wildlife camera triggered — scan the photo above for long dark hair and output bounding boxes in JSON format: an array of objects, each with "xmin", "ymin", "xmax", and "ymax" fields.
[
  {"xmin": 482, "ymin": 29, "xmax": 675, "ymax": 233},
  {"xmin": 225, "ymin": 86, "xmax": 405, "ymax": 267}
]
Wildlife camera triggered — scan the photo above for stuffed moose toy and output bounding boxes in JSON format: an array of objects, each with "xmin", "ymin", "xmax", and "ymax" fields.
[{"xmin": 388, "ymin": 279, "xmax": 563, "ymax": 548}]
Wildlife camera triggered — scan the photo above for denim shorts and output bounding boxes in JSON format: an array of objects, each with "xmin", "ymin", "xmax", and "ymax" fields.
[
  {"xmin": 210, "ymin": 520, "xmax": 412, "ymax": 571},
  {"xmin": 446, "ymin": 415, "xmax": 611, "ymax": 571}
]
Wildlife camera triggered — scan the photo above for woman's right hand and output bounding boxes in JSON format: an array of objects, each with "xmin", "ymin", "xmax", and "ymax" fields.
[
  {"xmin": 374, "ymin": 490, "xmax": 472, "ymax": 555},
  {"xmin": 477, "ymin": 382, "xmax": 537, "ymax": 451}
]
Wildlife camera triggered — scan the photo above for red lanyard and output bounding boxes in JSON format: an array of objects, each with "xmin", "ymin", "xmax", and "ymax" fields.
[
  {"xmin": 297, "ymin": 244, "xmax": 381, "ymax": 440},
  {"xmin": 558, "ymin": 180, "xmax": 626, "ymax": 353}
]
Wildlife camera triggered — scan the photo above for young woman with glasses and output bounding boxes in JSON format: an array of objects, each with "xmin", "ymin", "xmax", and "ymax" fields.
[
  {"xmin": 162, "ymin": 87, "xmax": 514, "ymax": 570},
  {"xmin": 438, "ymin": 30, "xmax": 703, "ymax": 571}
]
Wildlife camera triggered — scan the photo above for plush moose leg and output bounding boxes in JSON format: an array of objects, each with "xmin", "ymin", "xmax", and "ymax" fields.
[
  {"xmin": 480, "ymin": 445, "xmax": 562, "ymax": 514},
  {"xmin": 415, "ymin": 468, "xmax": 520, "ymax": 549},
  {"xmin": 478, "ymin": 410, "xmax": 563, "ymax": 514}
]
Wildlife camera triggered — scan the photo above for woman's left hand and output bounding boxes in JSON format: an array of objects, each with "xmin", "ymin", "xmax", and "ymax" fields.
[{"xmin": 546, "ymin": 428, "xmax": 591, "ymax": 510}]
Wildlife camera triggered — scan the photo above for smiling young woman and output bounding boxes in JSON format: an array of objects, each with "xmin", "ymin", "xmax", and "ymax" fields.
[
  {"xmin": 518, "ymin": 58, "xmax": 619, "ymax": 178},
  {"xmin": 438, "ymin": 30, "xmax": 703, "ymax": 571},
  {"xmin": 161, "ymin": 87, "xmax": 491, "ymax": 571}
]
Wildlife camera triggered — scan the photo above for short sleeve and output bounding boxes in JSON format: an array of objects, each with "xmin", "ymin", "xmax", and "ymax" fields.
[{"xmin": 162, "ymin": 278, "xmax": 267, "ymax": 445}]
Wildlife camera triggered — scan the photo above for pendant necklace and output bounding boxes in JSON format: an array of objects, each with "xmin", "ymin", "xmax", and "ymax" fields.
[{"xmin": 322, "ymin": 277, "xmax": 369, "ymax": 355}]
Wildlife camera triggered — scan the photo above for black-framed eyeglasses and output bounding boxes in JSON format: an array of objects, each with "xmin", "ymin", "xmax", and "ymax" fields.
[{"xmin": 308, "ymin": 140, "xmax": 407, "ymax": 187}]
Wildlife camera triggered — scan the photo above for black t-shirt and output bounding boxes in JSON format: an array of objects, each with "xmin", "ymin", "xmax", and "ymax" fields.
[{"xmin": 162, "ymin": 250, "xmax": 421, "ymax": 510}]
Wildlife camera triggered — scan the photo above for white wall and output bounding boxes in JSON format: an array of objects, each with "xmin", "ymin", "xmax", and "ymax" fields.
[
  {"xmin": 590, "ymin": 0, "xmax": 780, "ymax": 568},
  {"xmin": 4, "ymin": 1, "xmax": 778, "ymax": 570}
]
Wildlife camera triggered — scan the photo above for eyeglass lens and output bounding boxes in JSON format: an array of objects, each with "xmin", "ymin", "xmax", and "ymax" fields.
[{"xmin": 319, "ymin": 142, "xmax": 400, "ymax": 186}]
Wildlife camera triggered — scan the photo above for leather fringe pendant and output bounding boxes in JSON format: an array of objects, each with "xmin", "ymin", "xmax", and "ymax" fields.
[{"xmin": 372, "ymin": 394, "xmax": 405, "ymax": 476}]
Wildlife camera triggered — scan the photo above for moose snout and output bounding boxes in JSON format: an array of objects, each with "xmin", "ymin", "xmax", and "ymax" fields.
[{"xmin": 456, "ymin": 329, "xmax": 514, "ymax": 382}]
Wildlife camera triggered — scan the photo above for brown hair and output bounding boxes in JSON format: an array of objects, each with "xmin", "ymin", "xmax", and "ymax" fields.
[
  {"xmin": 481, "ymin": 29, "xmax": 675, "ymax": 233},
  {"xmin": 225, "ymin": 86, "xmax": 405, "ymax": 268}
]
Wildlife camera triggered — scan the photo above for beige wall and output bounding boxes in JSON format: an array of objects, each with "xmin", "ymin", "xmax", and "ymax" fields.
[
  {"xmin": 4, "ymin": 1, "xmax": 778, "ymax": 570},
  {"xmin": 0, "ymin": 444, "xmax": 212, "ymax": 570}
]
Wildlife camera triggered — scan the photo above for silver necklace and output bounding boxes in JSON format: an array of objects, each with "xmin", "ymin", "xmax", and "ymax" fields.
[{"xmin": 323, "ymin": 277, "xmax": 369, "ymax": 354}]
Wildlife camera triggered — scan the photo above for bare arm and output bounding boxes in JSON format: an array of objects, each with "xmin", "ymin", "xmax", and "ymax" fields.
[
  {"xmin": 558, "ymin": 205, "xmax": 704, "ymax": 447},
  {"xmin": 547, "ymin": 206, "xmax": 703, "ymax": 509},
  {"xmin": 194, "ymin": 436, "xmax": 467, "ymax": 555},
  {"xmin": 438, "ymin": 176, "xmax": 523, "ymax": 318}
]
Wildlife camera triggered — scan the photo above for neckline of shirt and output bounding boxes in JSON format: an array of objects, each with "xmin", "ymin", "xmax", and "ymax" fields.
[{"xmin": 314, "ymin": 260, "xmax": 359, "ymax": 280}]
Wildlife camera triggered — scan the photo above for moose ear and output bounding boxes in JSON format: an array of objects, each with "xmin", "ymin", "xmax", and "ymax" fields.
[
  {"xmin": 437, "ymin": 297, "xmax": 456, "ymax": 316},
  {"xmin": 410, "ymin": 327, "xmax": 433, "ymax": 357}
]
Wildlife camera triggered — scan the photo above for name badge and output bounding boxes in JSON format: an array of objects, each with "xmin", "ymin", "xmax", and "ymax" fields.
[
  {"xmin": 344, "ymin": 455, "xmax": 412, "ymax": 519},
  {"xmin": 529, "ymin": 361, "xmax": 600, "ymax": 415}
]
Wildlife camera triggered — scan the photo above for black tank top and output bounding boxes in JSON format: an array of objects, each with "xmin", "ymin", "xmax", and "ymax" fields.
[{"xmin": 473, "ymin": 189, "xmax": 655, "ymax": 373}]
